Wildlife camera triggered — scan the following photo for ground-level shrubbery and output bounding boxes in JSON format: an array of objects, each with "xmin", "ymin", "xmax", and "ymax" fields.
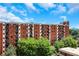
[
  {"xmin": 54, "ymin": 35, "xmax": 78, "ymax": 52},
  {"xmin": 54, "ymin": 40, "xmax": 65, "ymax": 51},
  {"xmin": 3, "ymin": 36, "xmax": 78, "ymax": 56},
  {"xmin": 5, "ymin": 44, "xmax": 16, "ymax": 56},
  {"xmin": 16, "ymin": 37, "xmax": 54, "ymax": 56},
  {"xmin": 62, "ymin": 36, "xmax": 78, "ymax": 48}
]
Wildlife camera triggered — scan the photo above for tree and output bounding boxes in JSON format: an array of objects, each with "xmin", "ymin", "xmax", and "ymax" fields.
[
  {"xmin": 69, "ymin": 28, "xmax": 79, "ymax": 39},
  {"xmin": 5, "ymin": 44, "xmax": 16, "ymax": 56}
]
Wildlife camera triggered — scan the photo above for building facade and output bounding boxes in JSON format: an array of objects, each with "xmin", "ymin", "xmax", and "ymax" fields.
[{"xmin": 0, "ymin": 21, "xmax": 69, "ymax": 54}]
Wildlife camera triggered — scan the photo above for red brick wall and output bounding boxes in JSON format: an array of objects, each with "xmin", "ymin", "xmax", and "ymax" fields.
[
  {"xmin": 50, "ymin": 25, "xmax": 57, "ymax": 45},
  {"xmin": 64, "ymin": 25, "xmax": 69, "ymax": 37},
  {"xmin": 63, "ymin": 21, "xmax": 69, "ymax": 37},
  {"xmin": 0, "ymin": 23, "xmax": 3, "ymax": 54},
  {"xmin": 7, "ymin": 24, "xmax": 18, "ymax": 45},
  {"xmin": 34, "ymin": 24, "xmax": 40, "ymax": 39},
  {"xmin": 20, "ymin": 24, "xmax": 28, "ymax": 38}
]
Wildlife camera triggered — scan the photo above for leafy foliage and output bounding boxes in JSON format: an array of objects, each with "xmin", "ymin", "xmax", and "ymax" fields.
[
  {"xmin": 54, "ymin": 40, "xmax": 65, "ymax": 51},
  {"xmin": 17, "ymin": 37, "xmax": 54, "ymax": 56},
  {"xmin": 62, "ymin": 35, "xmax": 78, "ymax": 48},
  {"xmin": 5, "ymin": 44, "xmax": 16, "ymax": 56},
  {"xmin": 54, "ymin": 35, "xmax": 78, "ymax": 52},
  {"xmin": 69, "ymin": 29, "xmax": 79, "ymax": 39}
]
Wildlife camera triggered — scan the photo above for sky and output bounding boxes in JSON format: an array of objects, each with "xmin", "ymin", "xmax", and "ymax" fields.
[{"xmin": 0, "ymin": 3, "xmax": 79, "ymax": 28}]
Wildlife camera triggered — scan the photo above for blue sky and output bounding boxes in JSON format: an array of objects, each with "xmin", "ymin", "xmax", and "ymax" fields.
[{"xmin": 0, "ymin": 3, "xmax": 79, "ymax": 28}]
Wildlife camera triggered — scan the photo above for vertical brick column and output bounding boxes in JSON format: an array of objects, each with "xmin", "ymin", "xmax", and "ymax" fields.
[
  {"xmin": 0, "ymin": 23, "xmax": 3, "ymax": 55},
  {"xmin": 20, "ymin": 24, "xmax": 28, "ymax": 39},
  {"xmin": 50, "ymin": 25, "xmax": 57, "ymax": 45},
  {"xmin": 33, "ymin": 24, "xmax": 40, "ymax": 39}
]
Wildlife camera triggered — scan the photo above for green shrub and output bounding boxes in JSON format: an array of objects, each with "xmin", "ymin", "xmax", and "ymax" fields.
[
  {"xmin": 62, "ymin": 36, "xmax": 78, "ymax": 48},
  {"xmin": 77, "ymin": 40, "xmax": 79, "ymax": 47},
  {"xmin": 5, "ymin": 44, "xmax": 16, "ymax": 56},
  {"xmin": 54, "ymin": 40, "xmax": 65, "ymax": 51},
  {"xmin": 36, "ymin": 37, "xmax": 53, "ymax": 56},
  {"xmin": 17, "ymin": 37, "xmax": 54, "ymax": 56},
  {"xmin": 51, "ymin": 46, "xmax": 57, "ymax": 56},
  {"xmin": 17, "ymin": 38, "xmax": 37, "ymax": 56}
]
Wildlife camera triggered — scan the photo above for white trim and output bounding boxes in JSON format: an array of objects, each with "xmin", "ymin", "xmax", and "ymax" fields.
[
  {"xmin": 3, "ymin": 39, "xmax": 5, "ymax": 42},
  {"xmin": 2, "ymin": 23, "xmax": 6, "ymax": 54},
  {"xmin": 18, "ymin": 26, "xmax": 20, "ymax": 29},
  {"xmin": 18, "ymin": 34, "xmax": 20, "ymax": 37},
  {"xmin": 32, "ymin": 24, "xmax": 34, "ymax": 37},
  {"xmin": 3, "ymin": 43, "xmax": 5, "ymax": 47},
  {"xmin": 57, "ymin": 25, "xmax": 58, "ymax": 40},
  {"xmin": 3, "ymin": 30, "xmax": 5, "ymax": 34},
  {"xmin": 3, "ymin": 34, "xmax": 6, "ymax": 38},
  {"xmin": 18, "ymin": 24, "xmax": 21, "ymax": 40},
  {"xmin": 2, "ymin": 26, "xmax": 5, "ymax": 29},
  {"xmin": 40, "ymin": 24, "xmax": 41, "ymax": 38},
  {"xmin": 2, "ymin": 48, "xmax": 5, "ymax": 51},
  {"xmin": 2, "ymin": 23, "xmax": 5, "ymax": 25},
  {"xmin": 19, "ymin": 30, "xmax": 20, "ymax": 33}
]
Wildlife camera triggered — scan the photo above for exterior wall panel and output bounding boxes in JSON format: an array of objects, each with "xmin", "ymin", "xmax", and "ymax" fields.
[
  {"xmin": 5, "ymin": 24, "xmax": 18, "ymax": 46},
  {"xmin": 50, "ymin": 25, "xmax": 57, "ymax": 45},
  {"xmin": 0, "ymin": 23, "xmax": 3, "ymax": 54},
  {"xmin": 34, "ymin": 24, "xmax": 40, "ymax": 39},
  {"xmin": 20, "ymin": 24, "xmax": 28, "ymax": 39},
  {"xmin": 64, "ymin": 25, "xmax": 69, "ymax": 37}
]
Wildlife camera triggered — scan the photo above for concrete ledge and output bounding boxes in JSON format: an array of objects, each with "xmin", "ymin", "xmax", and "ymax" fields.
[{"xmin": 59, "ymin": 47, "xmax": 79, "ymax": 56}]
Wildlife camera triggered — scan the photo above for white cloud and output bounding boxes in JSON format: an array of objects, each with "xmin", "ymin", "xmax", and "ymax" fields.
[
  {"xmin": 0, "ymin": 6, "xmax": 7, "ymax": 12},
  {"xmin": 11, "ymin": 6, "xmax": 18, "ymax": 12},
  {"xmin": 25, "ymin": 3, "xmax": 39, "ymax": 13},
  {"xmin": 0, "ymin": 6, "xmax": 8, "ymax": 22},
  {"xmin": 68, "ymin": 7, "xmax": 79, "ymax": 14},
  {"xmin": 75, "ymin": 25, "xmax": 79, "ymax": 29},
  {"xmin": 11, "ymin": 6, "xmax": 27, "ymax": 17},
  {"xmin": 23, "ymin": 18, "xmax": 34, "ymax": 23},
  {"xmin": 70, "ymin": 25, "xmax": 79, "ymax": 29},
  {"xmin": 67, "ymin": 3, "xmax": 79, "ymax": 14},
  {"xmin": 7, "ymin": 12, "xmax": 24, "ymax": 23},
  {"xmin": 0, "ymin": 6, "xmax": 24, "ymax": 23},
  {"xmin": 50, "ymin": 5, "xmax": 67, "ymax": 15},
  {"xmin": 20, "ymin": 10, "xmax": 27, "ymax": 17},
  {"xmin": 57, "ymin": 5, "xmax": 66, "ymax": 12},
  {"xmin": 38, "ymin": 3, "xmax": 56, "ymax": 10},
  {"xmin": 60, "ymin": 16, "xmax": 68, "ymax": 21}
]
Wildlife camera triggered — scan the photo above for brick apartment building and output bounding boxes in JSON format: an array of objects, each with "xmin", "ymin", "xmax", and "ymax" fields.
[{"xmin": 0, "ymin": 21, "xmax": 69, "ymax": 54}]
